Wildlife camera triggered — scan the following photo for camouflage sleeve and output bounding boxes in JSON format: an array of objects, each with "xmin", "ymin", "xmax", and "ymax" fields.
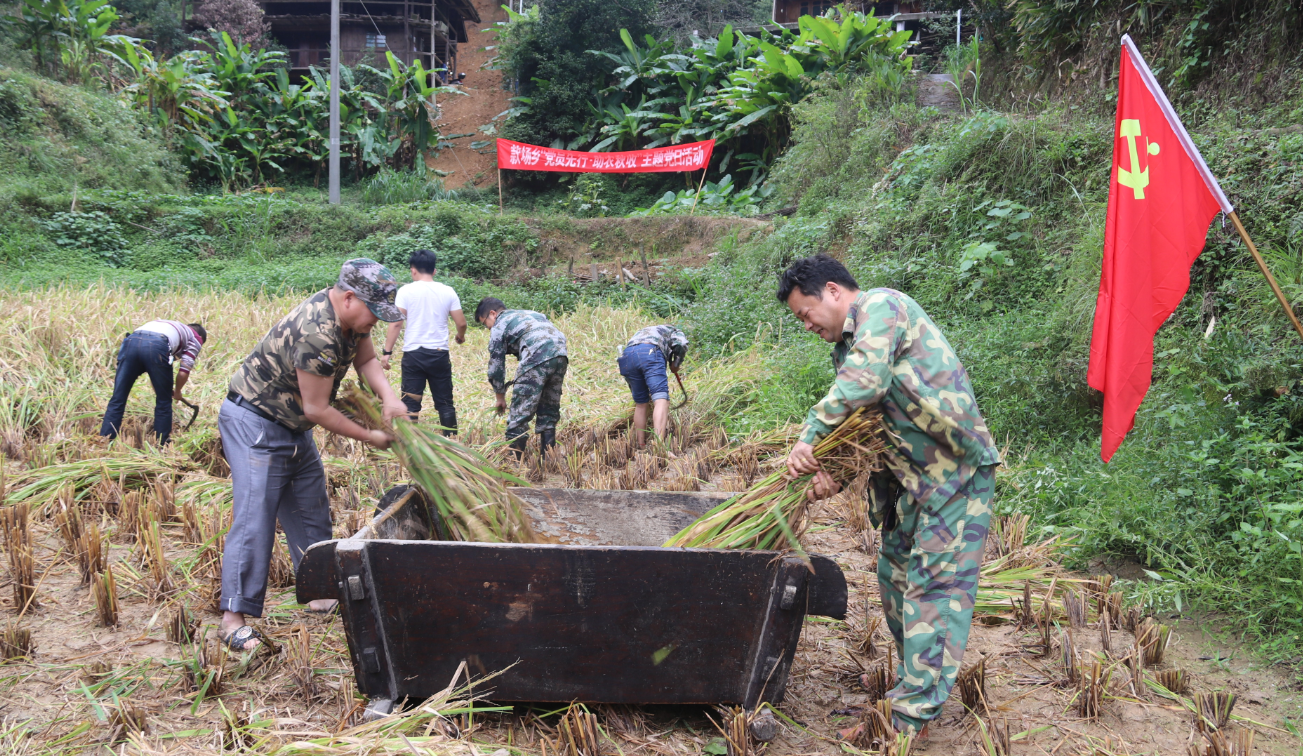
[
  {"xmin": 799, "ymin": 293, "xmax": 906, "ymax": 445},
  {"xmin": 294, "ymin": 333, "xmax": 341, "ymax": 378},
  {"xmin": 486, "ymin": 326, "xmax": 508, "ymax": 394}
]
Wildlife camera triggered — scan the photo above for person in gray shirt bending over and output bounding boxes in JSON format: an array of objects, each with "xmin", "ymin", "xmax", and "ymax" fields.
[{"xmin": 100, "ymin": 320, "xmax": 207, "ymax": 445}]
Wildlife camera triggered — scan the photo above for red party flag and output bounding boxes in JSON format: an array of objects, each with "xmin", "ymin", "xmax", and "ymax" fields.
[{"xmin": 1087, "ymin": 35, "xmax": 1233, "ymax": 462}]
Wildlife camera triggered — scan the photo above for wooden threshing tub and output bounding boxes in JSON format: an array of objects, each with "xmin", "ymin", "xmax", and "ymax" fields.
[{"xmin": 295, "ymin": 487, "xmax": 848, "ymax": 718}]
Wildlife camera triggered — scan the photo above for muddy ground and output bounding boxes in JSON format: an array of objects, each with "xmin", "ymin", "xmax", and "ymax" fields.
[{"xmin": 1, "ymin": 439, "xmax": 1300, "ymax": 755}]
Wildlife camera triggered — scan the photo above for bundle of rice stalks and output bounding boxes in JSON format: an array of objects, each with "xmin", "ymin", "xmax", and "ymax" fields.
[
  {"xmin": 1062, "ymin": 587, "xmax": 1087, "ymax": 628},
  {"xmin": 1100, "ymin": 606, "xmax": 1113, "ymax": 655},
  {"xmin": 1061, "ymin": 630, "xmax": 1080, "ymax": 687},
  {"xmin": 267, "ymin": 537, "xmax": 295, "ymax": 588},
  {"xmin": 1155, "ymin": 668, "xmax": 1190, "ymax": 695},
  {"xmin": 0, "ymin": 622, "xmax": 34, "ymax": 660},
  {"xmin": 1075, "ymin": 658, "xmax": 1109, "ymax": 719},
  {"xmin": 1123, "ymin": 605, "xmax": 1144, "ymax": 634},
  {"xmin": 92, "ymin": 566, "xmax": 120, "ymax": 626},
  {"xmin": 665, "ymin": 408, "xmax": 887, "ymax": 550},
  {"xmin": 975, "ymin": 715, "xmax": 1012, "ymax": 756},
  {"xmin": 988, "ymin": 513, "xmax": 1029, "ymax": 560},
  {"xmin": 1124, "ymin": 645, "xmax": 1143, "ymax": 697},
  {"xmin": 956, "ymin": 656, "xmax": 987, "ymax": 715},
  {"xmin": 848, "ymin": 698, "xmax": 897, "ymax": 751},
  {"xmin": 8, "ymin": 452, "xmax": 193, "ymax": 514},
  {"xmin": 106, "ymin": 700, "xmax": 149, "ymax": 744},
  {"xmin": 167, "ymin": 604, "xmax": 196, "ymax": 645},
  {"xmin": 556, "ymin": 703, "xmax": 602, "ymax": 756},
  {"xmin": 856, "ymin": 614, "xmax": 883, "ymax": 659},
  {"xmin": 1, "ymin": 502, "xmax": 37, "ymax": 611},
  {"xmin": 834, "ymin": 474, "xmax": 872, "ymax": 533},
  {"xmin": 859, "ymin": 651, "xmax": 896, "ymax": 702},
  {"xmin": 340, "ymin": 388, "xmax": 538, "ymax": 544},
  {"xmin": 1138, "ymin": 619, "xmax": 1172, "ymax": 666},
  {"xmin": 974, "ymin": 542, "xmax": 1080, "ymax": 619},
  {"xmin": 721, "ymin": 706, "xmax": 752, "ymax": 756},
  {"xmin": 1100, "ymin": 591, "xmax": 1124, "ymax": 629},
  {"xmin": 287, "ymin": 623, "xmax": 319, "ymax": 701},
  {"xmin": 1190, "ymin": 727, "xmax": 1255, "ymax": 756},
  {"xmin": 151, "ymin": 477, "xmax": 177, "ymax": 522},
  {"xmin": 118, "ymin": 491, "xmax": 142, "ymax": 540},
  {"xmin": 179, "ymin": 641, "xmax": 225, "ymax": 699},
  {"xmin": 1194, "ymin": 691, "xmax": 1236, "ymax": 733},
  {"xmin": 139, "ymin": 521, "xmax": 175, "ymax": 597}
]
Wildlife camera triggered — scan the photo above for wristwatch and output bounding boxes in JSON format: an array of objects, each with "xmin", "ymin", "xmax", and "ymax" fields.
[{"xmin": 382, "ymin": 349, "xmax": 393, "ymax": 355}]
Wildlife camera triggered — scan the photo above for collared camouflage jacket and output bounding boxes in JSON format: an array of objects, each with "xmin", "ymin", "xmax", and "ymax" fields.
[
  {"xmin": 486, "ymin": 310, "xmax": 568, "ymax": 394},
  {"xmin": 626, "ymin": 325, "xmax": 689, "ymax": 370},
  {"xmin": 800, "ymin": 288, "xmax": 1000, "ymax": 504},
  {"xmin": 229, "ymin": 289, "xmax": 365, "ymax": 432}
]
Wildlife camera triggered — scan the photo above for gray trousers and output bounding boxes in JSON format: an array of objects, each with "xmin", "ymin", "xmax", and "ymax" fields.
[{"xmin": 218, "ymin": 399, "xmax": 332, "ymax": 617}]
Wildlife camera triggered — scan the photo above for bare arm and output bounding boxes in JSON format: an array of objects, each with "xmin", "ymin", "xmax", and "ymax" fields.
[
  {"xmin": 451, "ymin": 309, "xmax": 467, "ymax": 344},
  {"xmin": 354, "ymin": 337, "xmax": 407, "ymax": 420},
  {"xmin": 298, "ymin": 369, "xmax": 393, "ymax": 448},
  {"xmin": 381, "ymin": 307, "xmax": 407, "ymax": 370},
  {"xmin": 173, "ymin": 371, "xmax": 190, "ymax": 401}
]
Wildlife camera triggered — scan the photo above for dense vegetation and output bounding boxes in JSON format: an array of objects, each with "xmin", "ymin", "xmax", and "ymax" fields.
[{"xmin": 2, "ymin": 0, "xmax": 1303, "ymax": 667}]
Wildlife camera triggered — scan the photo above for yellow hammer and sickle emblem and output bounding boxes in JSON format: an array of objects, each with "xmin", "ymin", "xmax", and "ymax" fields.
[{"xmin": 1117, "ymin": 119, "xmax": 1161, "ymax": 199}]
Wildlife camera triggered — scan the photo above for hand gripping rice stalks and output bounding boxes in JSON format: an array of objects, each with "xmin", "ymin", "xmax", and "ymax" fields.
[{"xmin": 665, "ymin": 408, "xmax": 888, "ymax": 550}]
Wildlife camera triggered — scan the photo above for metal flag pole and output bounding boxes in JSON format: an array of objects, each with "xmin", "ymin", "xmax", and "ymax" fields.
[
  {"xmin": 498, "ymin": 169, "xmax": 503, "ymax": 214},
  {"xmin": 1228, "ymin": 211, "xmax": 1303, "ymax": 341},
  {"xmin": 328, "ymin": 0, "xmax": 341, "ymax": 205}
]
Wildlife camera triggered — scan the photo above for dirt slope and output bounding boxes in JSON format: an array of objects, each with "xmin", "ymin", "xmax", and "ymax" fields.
[{"xmin": 425, "ymin": 0, "xmax": 510, "ymax": 188}]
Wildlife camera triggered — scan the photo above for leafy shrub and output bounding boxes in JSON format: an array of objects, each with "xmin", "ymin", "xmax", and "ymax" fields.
[
  {"xmin": 361, "ymin": 167, "xmax": 457, "ymax": 206},
  {"xmin": 631, "ymin": 174, "xmax": 771, "ymax": 216},
  {"xmin": 37, "ymin": 211, "xmax": 128, "ymax": 266}
]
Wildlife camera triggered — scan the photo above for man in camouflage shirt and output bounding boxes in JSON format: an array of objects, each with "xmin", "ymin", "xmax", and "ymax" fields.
[
  {"xmin": 779, "ymin": 254, "xmax": 1000, "ymax": 737},
  {"xmin": 474, "ymin": 297, "xmax": 568, "ymax": 458},
  {"xmin": 618, "ymin": 325, "xmax": 688, "ymax": 447},
  {"xmin": 218, "ymin": 259, "xmax": 408, "ymax": 653}
]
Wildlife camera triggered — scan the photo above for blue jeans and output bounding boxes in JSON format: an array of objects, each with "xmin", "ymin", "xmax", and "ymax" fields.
[
  {"xmin": 100, "ymin": 331, "xmax": 174, "ymax": 444},
  {"xmin": 618, "ymin": 344, "xmax": 670, "ymax": 404}
]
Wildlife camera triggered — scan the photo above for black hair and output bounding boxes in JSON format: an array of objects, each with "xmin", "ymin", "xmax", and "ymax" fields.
[
  {"xmin": 776, "ymin": 254, "xmax": 859, "ymax": 303},
  {"xmin": 189, "ymin": 323, "xmax": 207, "ymax": 343},
  {"xmin": 409, "ymin": 248, "xmax": 437, "ymax": 275},
  {"xmin": 474, "ymin": 297, "xmax": 506, "ymax": 322}
]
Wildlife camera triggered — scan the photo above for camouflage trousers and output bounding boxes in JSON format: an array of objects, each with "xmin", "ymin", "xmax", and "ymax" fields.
[
  {"xmin": 506, "ymin": 356, "xmax": 568, "ymax": 441},
  {"xmin": 878, "ymin": 465, "xmax": 995, "ymax": 734}
]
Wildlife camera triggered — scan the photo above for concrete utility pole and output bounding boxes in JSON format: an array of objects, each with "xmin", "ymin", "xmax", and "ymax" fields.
[{"xmin": 329, "ymin": 0, "xmax": 341, "ymax": 205}]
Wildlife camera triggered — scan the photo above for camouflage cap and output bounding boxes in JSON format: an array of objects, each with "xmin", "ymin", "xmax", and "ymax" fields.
[{"xmin": 337, "ymin": 258, "xmax": 403, "ymax": 322}]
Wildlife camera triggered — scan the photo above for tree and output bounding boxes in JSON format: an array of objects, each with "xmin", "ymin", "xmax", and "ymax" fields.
[
  {"xmin": 499, "ymin": 0, "xmax": 656, "ymax": 148},
  {"xmin": 192, "ymin": 0, "xmax": 269, "ymax": 49}
]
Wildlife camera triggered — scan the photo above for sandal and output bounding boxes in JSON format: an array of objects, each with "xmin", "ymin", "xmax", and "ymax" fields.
[{"xmin": 220, "ymin": 624, "xmax": 264, "ymax": 652}]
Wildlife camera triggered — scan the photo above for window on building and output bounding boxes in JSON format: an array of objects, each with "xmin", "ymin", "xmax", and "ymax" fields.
[
  {"xmin": 799, "ymin": 0, "xmax": 835, "ymax": 16},
  {"xmin": 366, "ymin": 32, "xmax": 387, "ymax": 49}
]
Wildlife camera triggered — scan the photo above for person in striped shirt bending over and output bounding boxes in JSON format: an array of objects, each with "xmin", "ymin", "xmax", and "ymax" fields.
[{"xmin": 100, "ymin": 319, "xmax": 207, "ymax": 445}]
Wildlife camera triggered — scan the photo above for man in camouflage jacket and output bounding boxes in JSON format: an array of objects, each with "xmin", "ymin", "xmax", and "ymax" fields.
[
  {"xmin": 779, "ymin": 254, "xmax": 1000, "ymax": 737},
  {"xmin": 474, "ymin": 297, "xmax": 568, "ymax": 458},
  {"xmin": 618, "ymin": 324, "xmax": 688, "ymax": 447},
  {"xmin": 218, "ymin": 259, "xmax": 408, "ymax": 653}
]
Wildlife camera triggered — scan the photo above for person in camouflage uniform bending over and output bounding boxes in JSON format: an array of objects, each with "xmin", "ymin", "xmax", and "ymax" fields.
[
  {"xmin": 779, "ymin": 255, "xmax": 1000, "ymax": 738},
  {"xmin": 474, "ymin": 298, "xmax": 568, "ymax": 459}
]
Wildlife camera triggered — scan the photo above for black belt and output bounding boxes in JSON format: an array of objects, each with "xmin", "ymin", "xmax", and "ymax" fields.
[{"xmin": 227, "ymin": 391, "xmax": 294, "ymax": 430}]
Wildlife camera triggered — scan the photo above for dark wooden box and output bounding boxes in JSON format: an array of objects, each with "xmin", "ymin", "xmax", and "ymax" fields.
[{"xmin": 295, "ymin": 488, "xmax": 847, "ymax": 715}]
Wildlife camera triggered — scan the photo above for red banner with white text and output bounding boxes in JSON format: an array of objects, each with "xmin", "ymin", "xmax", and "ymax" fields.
[{"xmin": 496, "ymin": 139, "xmax": 714, "ymax": 173}]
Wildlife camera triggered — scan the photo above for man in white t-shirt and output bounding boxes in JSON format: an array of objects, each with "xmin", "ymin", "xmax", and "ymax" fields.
[{"xmin": 381, "ymin": 249, "xmax": 467, "ymax": 435}]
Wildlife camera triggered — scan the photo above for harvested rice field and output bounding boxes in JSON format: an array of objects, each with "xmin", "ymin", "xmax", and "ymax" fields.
[{"xmin": 0, "ymin": 288, "xmax": 1301, "ymax": 755}]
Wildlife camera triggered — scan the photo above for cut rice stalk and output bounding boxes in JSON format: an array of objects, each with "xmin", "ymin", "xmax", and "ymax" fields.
[
  {"xmin": 665, "ymin": 408, "xmax": 888, "ymax": 550},
  {"xmin": 339, "ymin": 387, "xmax": 538, "ymax": 544}
]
